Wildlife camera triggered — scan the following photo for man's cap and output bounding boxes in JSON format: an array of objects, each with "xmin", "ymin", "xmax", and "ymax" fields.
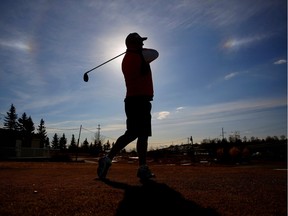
[{"xmin": 125, "ymin": 32, "xmax": 147, "ymax": 46}]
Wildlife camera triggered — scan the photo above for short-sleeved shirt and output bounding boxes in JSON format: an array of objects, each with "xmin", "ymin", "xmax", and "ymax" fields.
[{"xmin": 122, "ymin": 50, "xmax": 153, "ymax": 99}]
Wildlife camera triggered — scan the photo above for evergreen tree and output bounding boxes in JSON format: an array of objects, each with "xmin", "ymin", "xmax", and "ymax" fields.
[
  {"xmin": 18, "ymin": 112, "xmax": 28, "ymax": 132},
  {"xmin": 37, "ymin": 119, "xmax": 47, "ymax": 148},
  {"xmin": 59, "ymin": 133, "xmax": 67, "ymax": 151},
  {"xmin": 45, "ymin": 137, "xmax": 50, "ymax": 148},
  {"xmin": 81, "ymin": 138, "xmax": 89, "ymax": 152},
  {"xmin": 26, "ymin": 116, "xmax": 35, "ymax": 134},
  {"xmin": 18, "ymin": 113, "xmax": 35, "ymax": 147},
  {"xmin": 51, "ymin": 133, "xmax": 59, "ymax": 149},
  {"xmin": 4, "ymin": 104, "xmax": 18, "ymax": 130},
  {"xmin": 69, "ymin": 134, "xmax": 77, "ymax": 152},
  {"xmin": 94, "ymin": 139, "xmax": 103, "ymax": 156},
  {"xmin": 18, "ymin": 113, "xmax": 35, "ymax": 134},
  {"xmin": 103, "ymin": 140, "xmax": 111, "ymax": 152}
]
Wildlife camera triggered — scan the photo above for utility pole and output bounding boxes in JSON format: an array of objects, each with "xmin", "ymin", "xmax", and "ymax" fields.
[
  {"xmin": 97, "ymin": 124, "xmax": 101, "ymax": 143},
  {"xmin": 76, "ymin": 125, "xmax": 82, "ymax": 162},
  {"xmin": 221, "ymin": 128, "xmax": 226, "ymax": 140}
]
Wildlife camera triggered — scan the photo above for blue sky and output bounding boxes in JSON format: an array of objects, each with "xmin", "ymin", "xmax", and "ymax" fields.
[{"xmin": 0, "ymin": 0, "xmax": 287, "ymax": 150}]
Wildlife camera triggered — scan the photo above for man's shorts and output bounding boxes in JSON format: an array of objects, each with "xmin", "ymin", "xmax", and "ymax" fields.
[{"xmin": 124, "ymin": 97, "xmax": 152, "ymax": 137}]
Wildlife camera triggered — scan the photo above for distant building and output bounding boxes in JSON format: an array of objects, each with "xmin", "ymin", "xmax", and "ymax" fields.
[{"xmin": 0, "ymin": 128, "xmax": 50, "ymax": 159}]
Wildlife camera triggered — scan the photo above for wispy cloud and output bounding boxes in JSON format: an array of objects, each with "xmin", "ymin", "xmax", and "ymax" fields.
[
  {"xmin": 153, "ymin": 97, "xmax": 287, "ymax": 128},
  {"xmin": 161, "ymin": 0, "xmax": 278, "ymax": 30},
  {"xmin": 156, "ymin": 111, "xmax": 170, "ymax": 120},
  {"xmin": 176, "ymin": 107, "xmax": 185, "ymax": 112},
  {"xmin": 224, "ymin": 72, "xmax": 239, "ymax": 80},
  {"xmin": 0, "ymin": 37, "xmax": 36, "ymax": 53},
  {"xmin": 274, "ymin": 59, "xmax": 287, "ymax": 65},
  {"xmin": 14, "ymin": 91, "xmax": 78, "ymax": 115},
  {"xmin": 222, "ymin": 34, "xmax": 271, "ymax": 51},
  {"xmin": 83, "ymin": 0, "xmax": 279, "ymax": 32}
]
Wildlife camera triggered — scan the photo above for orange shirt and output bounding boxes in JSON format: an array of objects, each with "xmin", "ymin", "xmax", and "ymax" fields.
[{"xmin": 122, "ymin": 51, "xmax": 153, "ymax": 99}]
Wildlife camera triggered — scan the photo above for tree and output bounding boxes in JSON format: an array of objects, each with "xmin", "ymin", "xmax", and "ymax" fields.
[
  {"xmin": 69, "ymin": 134, "xmax": 77, "ymax": 152},
  {"xmin": 51, "ymin": 133, "xmax": 59, "ymax": 149},
  {"xmin": 81, "ymin": 138, "xmax": 89, "ymax": 152},
  {"xmin": 18, "ymin": 112, "xmax": 28, "ymax": 132},
  {"xmin": 37, "ymin": 119, "xmax": 48, "ymax": 148},
  {"xmin": 59, "ymin": 133, "xmax": 67, "ymax": 151},
  {"xmin": 103, "ymin": 140, "xmax": 111, "ymax": 152},
  {"xmin": 280, "ymin": 135, "xmax": 286, "ymax": 141},
  {"xmin": 44, "ymin": 137, "xmax": 50, "ymax": 148},
  {"xmin": 26, "ymin": 116, "xmax": 35, "ymax": 134},
  {"xmin": 18, "ymin": 113, "xmax": 35, "ymax": 147},
  {"xmin": 91, "ymin": 139, "xmax": 103, "ymax": 156},
  {"xmin": 18, "ymin": 113, "xmax": 35, "ymax": 134},
  {"xmin": 4, "ymin": 104, "xmax": 18, "ymax": 130},
  {"xmin": 229, "ymin": 131, "xmax": 241, "ymax": 143}
]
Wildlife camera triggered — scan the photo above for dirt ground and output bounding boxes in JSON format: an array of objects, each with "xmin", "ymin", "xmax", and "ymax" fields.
[{"xmin": 0, "ymin": 161, "xmax": 286, "ymax": 216}]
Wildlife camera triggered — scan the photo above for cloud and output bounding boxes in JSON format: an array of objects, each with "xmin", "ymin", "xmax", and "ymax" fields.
[
  {"xmin": 222, "ymin": 34, "xmax": 271, "ymax": 50},
  {"xmin": 162, "ymin": 0, "xmax": 278, "ymax": 30},
  {"xmin": 156, "ymin": 111, "xmax": 170, "ymax": 120},
  {"xmin": 274, "ymin": 59, "xmax": 287, "ymax": 65},
  {"xmin": 176, "ymin": 107, "xmax": 184, "ymax": 112},
  {"xmin": 83, "ymin": 0, "xmax": 279, "ymax": 33},
  {"xmin": 0, "ymin": 38, "xmax": 36, "ymax": 53},
  {"xmin": 224, "ymin": 72, "xmax": 239, "ymax": 80},
  {"xmin": 153, "ymin": 97, "xmax": 287, "ymax": 129}
]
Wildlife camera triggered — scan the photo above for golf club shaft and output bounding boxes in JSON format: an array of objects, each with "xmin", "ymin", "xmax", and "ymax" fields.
[{"xmin": 85, "ymin": 51, "xmax": 126, "ymax": 74}]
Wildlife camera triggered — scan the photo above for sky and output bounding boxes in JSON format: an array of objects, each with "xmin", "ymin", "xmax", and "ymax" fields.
[{"xmin": 0, "ymin": 0, "xmax": 287, "ymax": 150}]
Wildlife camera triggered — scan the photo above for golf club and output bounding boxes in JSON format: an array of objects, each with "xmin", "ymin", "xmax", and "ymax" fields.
[{"xmin": 83, "ymin": 51, "xmax": 126, "ymax": 82}]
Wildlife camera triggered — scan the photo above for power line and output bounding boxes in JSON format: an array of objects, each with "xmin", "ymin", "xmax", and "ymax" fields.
[
  {"xmin": 46, "ymin": 127, "xmax": 79, "ymax": 131},
  {"xmin": 81, "ymin": 127, "xmax": 96, "ymax": 133}
]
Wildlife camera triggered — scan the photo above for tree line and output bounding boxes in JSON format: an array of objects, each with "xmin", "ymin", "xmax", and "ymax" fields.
[
  {"xmin": 2, "ymin": 104, "xmax": 286, "ymax": 162},
  {"xmin": 147, "ymin": 135, "xmax": 287, "ymax": 164},
  {"xmin": 50, "ymin": 132, "xmax": 113, "ymax": 155},
  {"xmin": 3, "ymin": 104, "xmax": 49, "ymax": 148},
  {"xmin": 2, "ymin": 104, "xmax": 112, "ymax": 155}
]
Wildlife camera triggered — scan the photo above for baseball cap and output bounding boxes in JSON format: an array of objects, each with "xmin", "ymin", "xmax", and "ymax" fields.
[{"xmin": 125, "ymin": 32, "xmax": 147, "ymax": 47}]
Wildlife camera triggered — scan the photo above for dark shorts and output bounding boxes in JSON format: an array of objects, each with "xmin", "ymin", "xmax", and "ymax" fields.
[{"xmin": 124, "ymin": 97, "xmax": 152, "ymax": 137}]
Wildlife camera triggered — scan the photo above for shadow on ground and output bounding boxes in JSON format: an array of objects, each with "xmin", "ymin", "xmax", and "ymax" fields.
[{"xmin": 102, "ymin": 179, "xmax": 220, "ymax": 216}]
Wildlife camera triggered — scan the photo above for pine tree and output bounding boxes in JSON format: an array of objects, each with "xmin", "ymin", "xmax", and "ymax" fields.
[
  {"xmin": 18, "ymin": 112, "xmax": 28, "ymax": 132},
  {"xmin": 26, "ymin": 116, "xmax": 35, "ymax": 134},
  {"xmin": 59, "ymin": 133, "xmax": 67, "ymax": 151},
  {"xmin": 45, "ymin": 137, "xmax": 50, "ymax": 148},
  {"xmin": 82, "ymin": 138, "xmax": 89, "ymax": 152},
  {"xmin": 18, "ymin": 113, "xmax": 34, "ymax": 134},
  {"xmin": 37, "ymin": 119, "xmax": 47, "ymax": 148},
  {"xmin": 69, "ymin": 134, "xmax": 77, "ymax": 152},
  {"xmin": 94, "ymin": 139, "xmax": 103, "ymax": 156},
  {"xmin": 51, "ymin": 133, "xmax": 59, "ymax": 149},
  {"xmin": 4, "ymin": 104, "xmax": 18, "ymax": 130},
  {"xmin": 103, "ymin": 140, "xmax": 111, "ymax": 152}
]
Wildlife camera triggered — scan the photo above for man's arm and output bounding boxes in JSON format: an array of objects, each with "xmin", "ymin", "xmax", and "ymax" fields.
[{"xmin": 142, "ymin": 48, "xmax": 159, "ymax": 63}]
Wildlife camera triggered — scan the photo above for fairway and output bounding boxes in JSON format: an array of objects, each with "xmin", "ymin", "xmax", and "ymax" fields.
[{"xmin": 0, "ymin": 162, "xmax": 286, "ymax": 216}]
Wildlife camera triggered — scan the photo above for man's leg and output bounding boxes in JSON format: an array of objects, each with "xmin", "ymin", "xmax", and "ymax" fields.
[
  {"xmin": 107, "ymin": 132, "xmax": 137, "ymax": 160},
  {"xmin": 98, "ymin": 132, "xmax": 136, "ymax": 179},
  {"xmin": 136, "ymin": 136, "xmax": 155, "ymax": 180},
  {"xmin": 136, "ymin": 136, "xmax": 148, "ymax": 166}
]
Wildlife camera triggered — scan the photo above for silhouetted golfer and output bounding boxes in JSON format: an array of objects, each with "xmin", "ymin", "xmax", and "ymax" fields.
[{"xmin": 97, "ymin": 32, "xmax": 159, "ymax": 180}]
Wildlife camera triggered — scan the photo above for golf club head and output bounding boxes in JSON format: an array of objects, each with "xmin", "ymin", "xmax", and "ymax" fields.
[{"xmin": 83, "ymin": 73, "xmax": 89, "ymax": 82}]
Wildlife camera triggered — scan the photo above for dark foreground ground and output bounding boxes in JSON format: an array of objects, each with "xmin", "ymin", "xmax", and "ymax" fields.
[{"xmin": 0, "ymin": 161, "xmax": 286, "ymax": 216}]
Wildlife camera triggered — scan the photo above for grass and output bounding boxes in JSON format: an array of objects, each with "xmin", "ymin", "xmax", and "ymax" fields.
[{"xmin": 0, "ymin": 161, "xmax": 286, "ymax": 216}]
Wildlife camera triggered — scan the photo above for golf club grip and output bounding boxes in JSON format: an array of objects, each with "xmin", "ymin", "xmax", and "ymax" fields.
[{"xmin": 85, "ymin": 52, "xmax": 126, "ymax": 74}]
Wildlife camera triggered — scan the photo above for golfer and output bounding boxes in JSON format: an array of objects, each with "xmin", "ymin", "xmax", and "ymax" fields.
[{"xmin": 97, "ymin": 32, "xmax": 159, "ymax": 180}]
